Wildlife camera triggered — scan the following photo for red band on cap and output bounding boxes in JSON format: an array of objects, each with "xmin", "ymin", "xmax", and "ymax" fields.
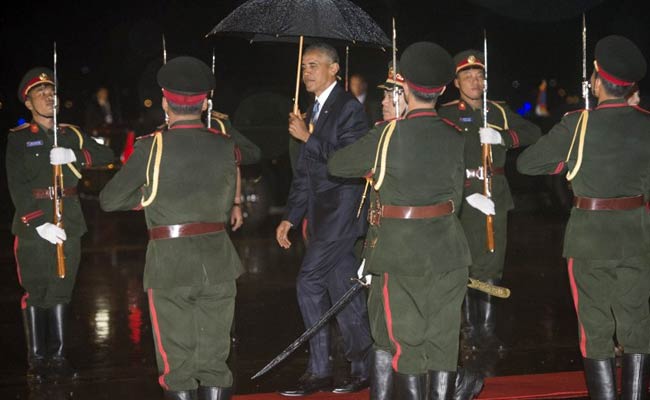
[
  {"xmin": 162, "ymin": 89, "xmax": 207, "ymax": 105},
  {"xmin": 594, "ymin": 61, "xmax": 634, "ymax": 86},
  {"xmin": 22, "ymin": 76, "xmax": 54, "ymax": 100},
  {"xmin": 456, "ymin": 60, "xmax": 485, "ymax": 73},
  {"xmin": 405, "ymin": 79, "xmax": 445, "ymax": 94}
]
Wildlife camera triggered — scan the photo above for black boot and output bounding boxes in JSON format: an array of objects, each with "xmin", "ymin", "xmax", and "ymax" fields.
[
  {"xmin": 428, "ymin": 370, "xmax": 456, "ymax": 400},
  {"xmin": 47, "ymin": 304, "xmax": 78, "ymax": 382},
  {"xmin": 164, "ymin": 390, "xmax": 197, "ymax": 400},
  {"xmin": 394, "ymin": 372, "xmax": 427, "ymax": 400},
  {"xmin": 370, "ymin": 349, "xmax": 393, "ymax": 400},
  {"xmin": 476, "ymin": 280, "xmax": 505, "ymax": 351},
  {"xmin": 22, "ymin": 306, "xmax": 48, "ymax": 384},
  {"xmin": 197, "ymin": 386, "xmax": 231, "ymax": 400},
  {"xmin": 583, "ymin": 358, "xmax": 616, "ymax": 400},
  {"xmin": 461, "ymin": 293, "xmax": 478, "ymax": 352},
  {"xmin": 453, "ymin": 367, "xmax": 484, "ymax": 400},
  {"xmin": 621, "ymin": 353, "xmax": 649, "ymax": 400}
]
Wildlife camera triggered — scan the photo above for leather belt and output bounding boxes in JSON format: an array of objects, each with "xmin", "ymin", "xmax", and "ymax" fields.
[
  {"xmin": 148, "ymin": 222, "xmax": 225, "ymax": 240},
  {"xmin": 573, "ymin": 195, "xmax": 645, "ymax": 211},
  {"xmin": 369, "ymin": 200, "xmax": 454, "ymax": 226},
  {"xmin": 32, "ymin": 187, "xmax": 78, "ymax": 199}
]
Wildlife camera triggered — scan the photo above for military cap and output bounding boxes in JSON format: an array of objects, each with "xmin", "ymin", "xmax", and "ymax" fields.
[
  {"xmin": 18, "ymin": 67, "xmax": 54, "ymax": 102},
  {"xmin": 157, "ymin": 56, "xmax": 215, "ymax": 105},
  {"xmin": 453, "ymin": 49, "xmax": 485, "ymax": 73},
  {"xmin": 377, "ymin": 61, "xmax": 405, "ymax": 90},
  {"xmin": 594, "ymin": 35, "xmax": 646, "ymax": 86},
  {"xmin": 400, "ymin": 42, "xmax": 454, "ymax": 93}
]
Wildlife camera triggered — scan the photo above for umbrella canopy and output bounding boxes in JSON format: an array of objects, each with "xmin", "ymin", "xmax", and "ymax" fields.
[{"xmin": 206, "ymin": 0, "xmax": 390, "ymax": 49}]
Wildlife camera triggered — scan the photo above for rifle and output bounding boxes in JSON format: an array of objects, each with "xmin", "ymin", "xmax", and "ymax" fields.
[
  {"xmin": 207, "ymin": 48, "xmax": 215, "ymax": 128},
  {"xmin": 581, "ymin": 14, "xmax": 590, "ymax": 111},
  {"xmin": 482, "ymin": 31, "xmax": 495, "ymax": 253},
  {"xmin": 52, "ymin": 42, "xmax": 66, "ymax": 278}
]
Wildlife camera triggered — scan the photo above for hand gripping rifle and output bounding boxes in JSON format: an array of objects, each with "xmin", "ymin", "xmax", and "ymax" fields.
[
  {"xmin": 482, "ymin": 31, "xmax": 495, "ymax": 253},
  {"xmin": 52, "ymin": 42, "xmax": 66, "ymax": 278}
]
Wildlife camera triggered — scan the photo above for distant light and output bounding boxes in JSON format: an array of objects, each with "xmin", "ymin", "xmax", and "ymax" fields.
[
  {"xmin": 517, "ymin": 102, "xmax": 533, "ymax": 116},
  {"xmin": 81, "ymin": 66, "xmax": 90, "ymax": 74},
  {"xmin": 18, "ymin": 118, "xmax": 26, "ymax": 125},
  {"xmin": 512, "ymin": 80, "xmax": 520, "ymax": 89},
  {"xmin": 144, "ymin": 99, "xmax": 152, "ymax": 108},
  {"xmin": 64, "ymin": 100, "xmax": 73, "ymax": 109},
  {"xmin": 0, "ymin": 101, "xmax": 3, "ymax": 110}
]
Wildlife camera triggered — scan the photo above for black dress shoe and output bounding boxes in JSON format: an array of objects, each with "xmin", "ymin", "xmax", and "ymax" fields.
[
  {"xmin": 332, "ymin": 376, "xmax": 370, "ymax": 394},
  {"xmin": 279, "ymin": 374, "xmax": 333, "ymax": 396}
]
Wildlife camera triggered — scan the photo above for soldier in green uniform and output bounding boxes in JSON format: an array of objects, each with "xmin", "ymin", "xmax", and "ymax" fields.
[
  {"xmin": 100, "ymin": 56, "xmax": 242, "ymax": 400},
  {"xmin": 6, "ymin": 67, "xmax": 115, "ymax": 383},
  {"xmin": 438, "ymin": 50, "xmax": 541, "ymax": 350},
  {"xmin": 517, "ymin": 35, "xmax": 650, "ymax": 399},
  {"xmin": 376, "ymin": 61, "xmax": 407, "ymax": 122},
  {"xmin": 329, "ymin": 41, "xmax": 479, "ymax": 400}
]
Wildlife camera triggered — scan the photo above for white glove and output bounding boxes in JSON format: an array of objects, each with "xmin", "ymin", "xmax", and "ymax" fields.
[
  {"xmin": 357, "ymin": 259, "xmax": 372, "ymax": 285},
  {"xmin": 35, "ymin": 223, "xmax": 67, "ymax": 245},
  {"xmin": 466, "ymin": 193, "xmax": 496, "ymax": 216},
  {"xmin": 50, "ymin": 147, "xmax": 77, "ymax": 165},
  {"xmin": 479, "ymin": 127, "xmax": 503, "ymax": 145}
]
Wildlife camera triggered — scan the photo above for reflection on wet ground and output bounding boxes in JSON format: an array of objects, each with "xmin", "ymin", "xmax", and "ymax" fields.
[{"xmin": 0, "ymin": 183, "xmax": 588, "ymax": 399}]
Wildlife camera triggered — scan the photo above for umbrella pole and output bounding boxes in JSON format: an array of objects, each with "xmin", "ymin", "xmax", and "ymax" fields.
[{"xmin": 293, "ymin": 35, "xmax": 304, "ymax": 115}]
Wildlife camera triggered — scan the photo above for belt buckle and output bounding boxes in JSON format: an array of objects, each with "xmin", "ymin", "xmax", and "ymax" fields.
[{"xmin": 367, "ymin": 199, "xmax": 382, "ymax": 226}]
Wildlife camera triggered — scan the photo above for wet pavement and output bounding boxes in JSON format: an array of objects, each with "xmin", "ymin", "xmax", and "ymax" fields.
[{"xmin": 0, "ymin": 168, "xmax": 591, "ymax": 399}]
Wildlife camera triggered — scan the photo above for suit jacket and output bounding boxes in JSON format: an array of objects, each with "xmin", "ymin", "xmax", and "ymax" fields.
[
  {"xmin": 517, "ymin": 99, "xmax": 650, "ymax": 259},
  {"xmin": 285, "ymin": 83, "xmax": 369, "ymax": 241}
]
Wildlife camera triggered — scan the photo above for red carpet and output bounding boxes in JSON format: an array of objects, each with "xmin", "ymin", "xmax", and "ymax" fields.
[{"xmin": 233, "ymin": 370, "xmax": 601, "ymax": 399}]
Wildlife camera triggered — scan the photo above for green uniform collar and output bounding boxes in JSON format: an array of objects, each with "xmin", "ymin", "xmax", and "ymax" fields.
[
  {"xmin": 168, "ymin": 119, "xmax": 204, "ymax": 129},
  {"xmin": 596, "ymin": 98, "xmax": 627, "ymax": 108},
  {"xmin": 405, "ymin": 108, "xmax": 438, "ymax": 118}
]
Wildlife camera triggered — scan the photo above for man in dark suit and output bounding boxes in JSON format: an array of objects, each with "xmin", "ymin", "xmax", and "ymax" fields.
[{"xmin": 276, "ymin": 43, "xmax": 372, "ymax": 396}]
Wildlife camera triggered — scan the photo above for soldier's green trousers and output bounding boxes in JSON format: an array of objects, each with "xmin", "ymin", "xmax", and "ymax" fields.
[
  {"xmin": 460, "ymin": 204, "xmax": 508, "ymax": 281},
  {"xmin": 147, "ymin": 281, "xmax": 236, "ymax": 391},
  {"xmin": 13, "ymin": 236, "xmax": 81, "ymax": 308},
  {"xmin": 367, "ymin": 267, "xmax": 468, "ymax": 374},
  {"xmin": 567, "ymin": 256, "xmax": 650, "ymax": 359}
]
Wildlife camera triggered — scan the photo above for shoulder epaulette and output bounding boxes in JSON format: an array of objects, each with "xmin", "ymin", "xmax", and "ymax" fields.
[
  {"xmin": 210, "ymin": 110, "xmax": 229, "ymax": 120},
  {"xmin": 441, "ymin": 117, "xmax": 462, "ymax": 132},
  {"xmin": 9, "ymin": 122, "xmax": 30, "ymax": 132},
  {"xmin": 563, "ymin": 109, "xmax": 585, "ymax": 117},
  {"xmin": 136, "ymin": 131, "xmax": 161, "ymax": 141},
  {"xmin": 632, "ymin": 105, "xmax": 650, "ymax": 114},
  {"xmin": 207, "ymin": 127, "xmax": 231, "ymax": 138},
  {"xmin": 440, "ymin": 100, "xmax": 459, "ymax": 107}
]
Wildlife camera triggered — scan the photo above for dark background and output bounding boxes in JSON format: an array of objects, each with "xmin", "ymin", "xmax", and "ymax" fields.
[{"xmin": 1, "ymin": 0, "xmax": 648, "ymax": 212}]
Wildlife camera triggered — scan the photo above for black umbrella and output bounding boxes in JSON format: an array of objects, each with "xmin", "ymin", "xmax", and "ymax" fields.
[{"xmin": 206, "ymin": 0, "xmax": 390, "ymax": 113}]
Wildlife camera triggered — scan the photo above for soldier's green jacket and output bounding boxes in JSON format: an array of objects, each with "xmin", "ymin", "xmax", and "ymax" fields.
[
  {"xmin": 210, "ymin": 112, "xmax": 261, "ymax": 165},
  {"xmin": 328, "ymin": 109, "xmax": 471, "ymax": 276},
  {"xmin": 6, "ymin": 122, "xmax": 115, "ymax": 239},
  {"xmin": 438, "ymin": 100, "xmax": 541, "ymax": 212},
  {"xmin": 517, "ymin": 99, "xmax": 650, "ymax": 259},
  {"xmin": 99, "ymin": 119, "xmax": 244, "ymax": 288}
]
